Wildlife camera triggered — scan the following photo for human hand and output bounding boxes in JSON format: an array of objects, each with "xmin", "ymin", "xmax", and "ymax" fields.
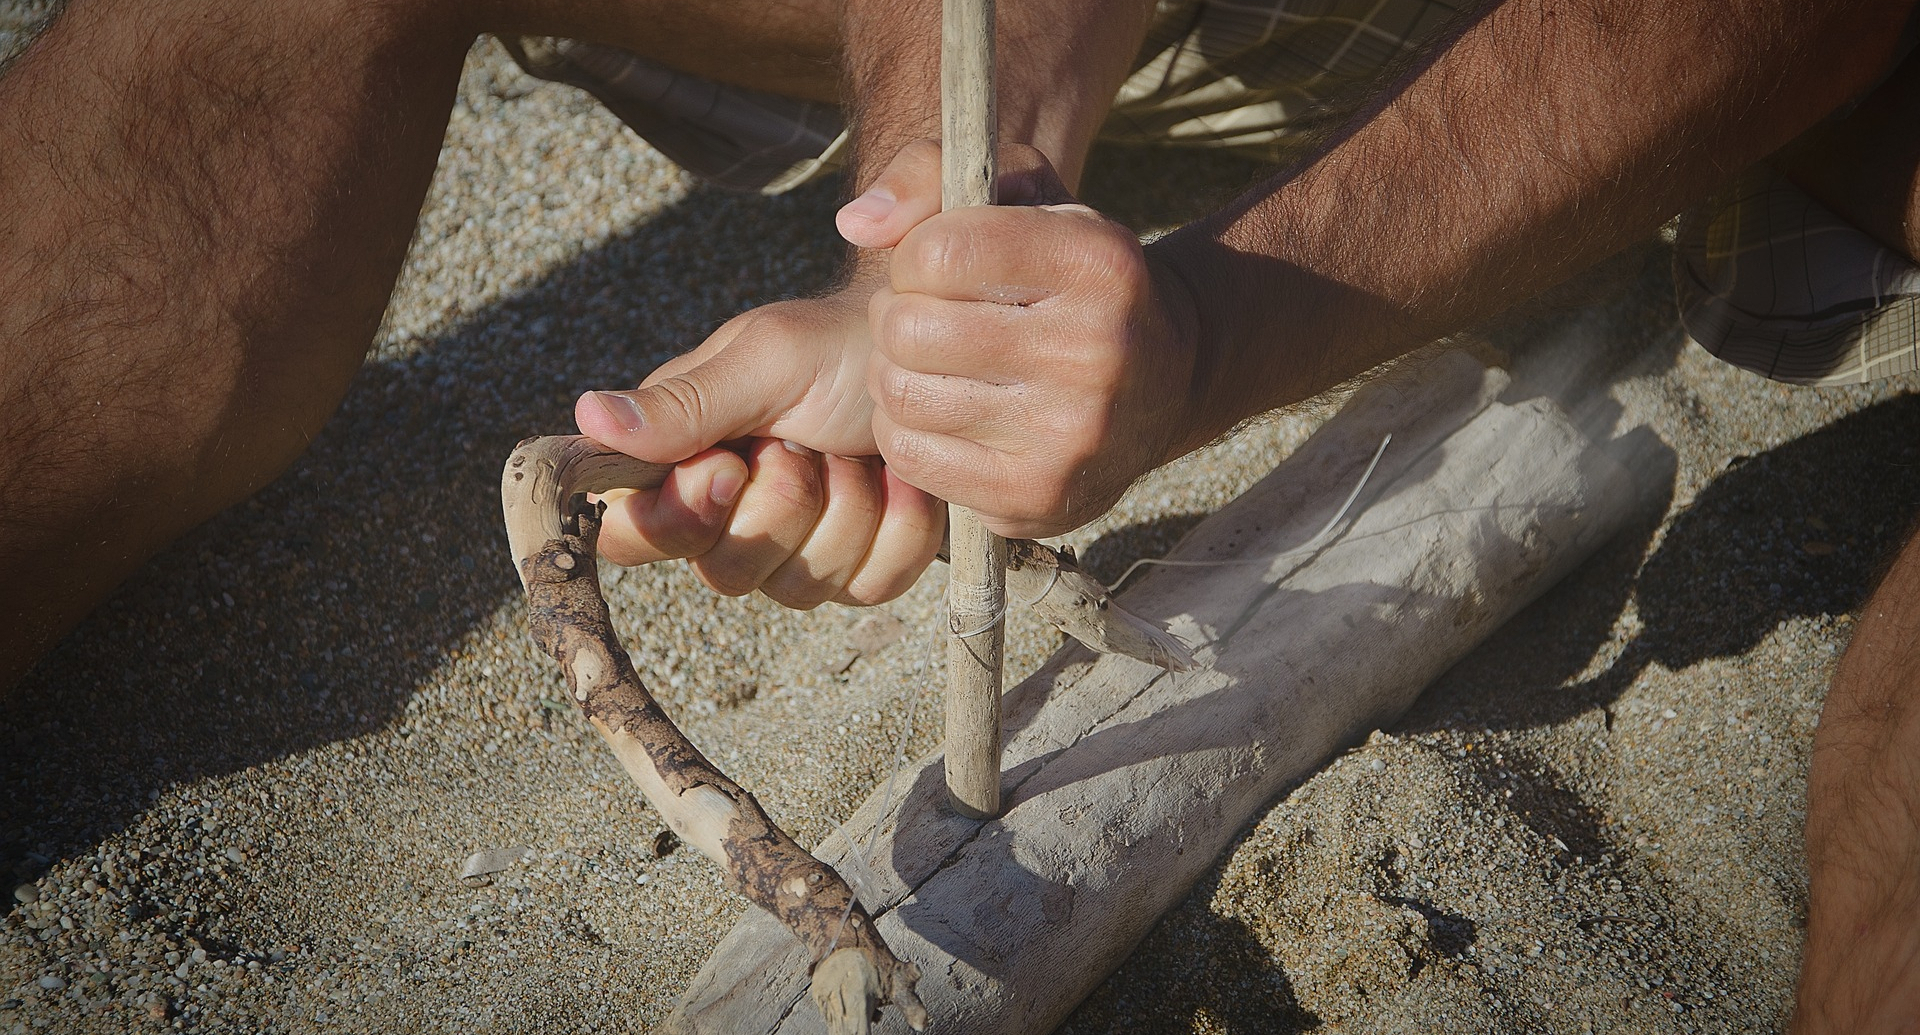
[
  {"xmin": 574, "ymin": 277, "xmax": 945, "ymax": 609},
  {"xmin": 842, "ymin": 142, "xmax": 1202, "ymax": 540}
]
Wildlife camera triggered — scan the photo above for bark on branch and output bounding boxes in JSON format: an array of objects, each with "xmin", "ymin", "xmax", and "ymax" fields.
[
  {"xmin": 500, "ymin": 436, "xmax": 1195, "ymax": 1030},
  {"xmin": 502, "ymin": 437, "xmax": 926, "ymax": 1035}
]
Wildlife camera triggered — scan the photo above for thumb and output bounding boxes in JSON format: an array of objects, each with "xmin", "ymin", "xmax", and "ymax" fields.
[
  {"xmin": 837, "ymin": 140, "xmax": 1077, "ymax": 250},
  {"xmin": 577, "ymin": 350, "xmax": 787, "ymax": 464},
  {"xmin": 837, "ymin": 141, "xmax": 944, "ymax": 250}
]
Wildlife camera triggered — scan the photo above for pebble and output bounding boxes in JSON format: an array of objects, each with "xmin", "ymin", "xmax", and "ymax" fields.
[
  {"xmin": 460, "ymin": 846, "xmax": 535, "ymax": 879},
  {"xmin": 10, "ymin": 885, "xmax": 36, "ymax": 905},
  {"xmin": 36, "ymin": 976, "xmax": 64, "ymax": 991}
]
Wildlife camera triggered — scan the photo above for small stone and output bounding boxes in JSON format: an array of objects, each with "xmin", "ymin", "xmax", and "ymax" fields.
[
  {"xmin": 1368, "ymin": 759, "xmax": 1386, "ymax": 772},
  {"xmin": 1662, "ymin": 709, "xmax": 1677, "ymax": 720},
  {"xmin": 224, "ymin": 848, "xmax": 245, "ymax": 866},
  {"xmin": 846, "ymin": 613, "xmax": 907, "ymax": 654},
  {"xmin": 11, "ymin": 885, "xmax": 37, "ymax": 905},
  {"xmin": 460, "ymin": 846, "xmax": 534, "ymax": 879},
  {"xmin": 36, "ymin": 975, "xmax": 64, "ymax": 991}
]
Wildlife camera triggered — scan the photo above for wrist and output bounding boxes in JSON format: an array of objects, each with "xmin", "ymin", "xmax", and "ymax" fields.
[{"xmin": 1144, "ymin": 227, "xmax": 1329, "ymax": 460}]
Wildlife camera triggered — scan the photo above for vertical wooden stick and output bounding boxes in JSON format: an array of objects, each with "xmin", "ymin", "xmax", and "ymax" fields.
[{"xmin": 941, "ymin": 0, "xmax": 1006, "ymax": 820}]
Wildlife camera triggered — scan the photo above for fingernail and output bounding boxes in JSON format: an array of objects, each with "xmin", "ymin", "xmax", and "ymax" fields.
[
  {"xmin": 710, "ymin": 466, "xmax": 745, "ymax": 507},
  {"xmin": 782, "ymin": 439, "xmax": 819, "ymax": 459},
  {"xmin": 840, "ymin": 186, "xmax": 896, "ymax": 224},
  {"xmin": 591, "ymin": 391, "xmax": 644, "ymax": 433}
]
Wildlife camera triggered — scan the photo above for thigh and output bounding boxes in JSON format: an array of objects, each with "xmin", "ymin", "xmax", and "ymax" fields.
[{"xmin": 487, "ymin": 0, "xmax": 843, "ymax": 102}]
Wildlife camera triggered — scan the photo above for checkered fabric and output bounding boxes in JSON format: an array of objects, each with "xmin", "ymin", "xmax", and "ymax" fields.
[
  {"xmin": 1675, "ymin": 166, "xmax": 1920, "ymax": 385},
  {"xmin": 507, "ymin": 1, "xmax": 1920, "ymax": 387},
  {"xmin": 503, "ymin": 0, "xmax": 1458, "ymax": 193}
]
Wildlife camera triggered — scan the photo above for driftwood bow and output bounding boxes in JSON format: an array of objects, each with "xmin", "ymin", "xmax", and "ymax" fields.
[{"xmin": 500, "ymin": 435, "xmax": 1192, "ymax": 1033}]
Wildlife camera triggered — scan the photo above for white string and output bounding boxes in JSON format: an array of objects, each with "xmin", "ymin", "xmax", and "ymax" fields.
[
  {"xmin": 947, "ymin": 550, "xmax": 1063, "ymax": 639},
  {"xmin": 950, "ymin": 609, "xmax": 1005, "ymax": 640},
  {"xmin": 1105, "ymin": 433, "xmax": 1393, "ymax": 593},
  {"xmin": 1018, "ymin": 563, "xmax": 1061, "ymax": 609}
]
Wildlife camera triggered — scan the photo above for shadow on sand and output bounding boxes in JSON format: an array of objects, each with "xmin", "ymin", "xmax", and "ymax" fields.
[{"xmin": 0, "ymin": 143, "xmax": 1270, "ymax": 891}]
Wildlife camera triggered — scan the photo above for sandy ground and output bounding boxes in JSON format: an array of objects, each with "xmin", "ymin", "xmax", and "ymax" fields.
[{"xmin": 6, "ymin": 32, "xmax": 1920, "ymax": 1035}]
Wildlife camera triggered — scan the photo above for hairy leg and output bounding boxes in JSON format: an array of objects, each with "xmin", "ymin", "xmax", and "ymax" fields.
[
  {"xmin": 1793, "ymin": 527, "xmax": 1920, "ymax": 1032},
  {"xmin": 1775, "ymin": 47, "xmax": 1920, "ymax": 261},
  {"xmin": 0, "ymin": 0, "xmax": 480, "ymax": 687},
  {"xmin": 481, "ymin": 0, "xmax": 843, "ymax": 103},
  {"xmin": 0, "ymin": 0, "xmax": 860, "ymax": 690}
]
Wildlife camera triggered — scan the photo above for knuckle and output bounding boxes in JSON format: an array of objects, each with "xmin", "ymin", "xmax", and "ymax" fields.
[
  {"xmin": 907, "ymin": 221, "xmax": 971, "ymax": 281},
  {"xmin": 762, "ymin": 576, "xmax": 830, "ymax": 612},
  {"xmin": 598, "ymin": 537, "xmax": 649, "ymax": 568},
  {"xmin": 1007, "ymin": 465, "xmax": 1076, "ymax": 532},
  {"xmin": 1076, "ymin": 228, "xmax": 1140, "ymax": 286},
  {"xmin": 645, "ymin": 374, "xmax": 711, "ymax": 427},
  {"xmin": 876, "ymin": 296, "xmax": 926, "ymax": 354},
  {"xmin": 744, "ymin": 305, "xmax": 811, "ymax": 341},
  {"xmin": 760, "ymin": 456, "xmax": 825, "ymax": 515},
  {"xmin": 692, "ymin": 558, "xmax": 759, "ymax": 598},
  {"xmin": 876, "ymin": 426, "xmax": 929, "ymax": 479},
  {"xmin": 842, "ymin": 574, "xmax": 909, "ymax": 607}
]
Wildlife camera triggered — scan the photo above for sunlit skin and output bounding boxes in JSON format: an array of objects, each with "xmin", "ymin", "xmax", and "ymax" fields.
[{"xmin": 1, "ymin": 0, "xmax": 1917, "ymax": 1026}]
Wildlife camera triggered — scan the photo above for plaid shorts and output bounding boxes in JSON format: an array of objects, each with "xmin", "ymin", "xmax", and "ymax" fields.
[{"xmin": 506, "ymin": 0, "xmax": 1920, "ymax": 387}]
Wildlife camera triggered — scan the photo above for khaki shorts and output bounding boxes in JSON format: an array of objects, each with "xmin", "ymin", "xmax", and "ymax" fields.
[{"xmin": 506, "ymin": 0, "xmax": 1920, "ymax": 387}]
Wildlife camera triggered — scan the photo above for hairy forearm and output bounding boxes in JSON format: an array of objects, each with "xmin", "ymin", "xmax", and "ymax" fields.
[
  {"xmin": 840, "ymin": 0, "xmax": 1155, "ymax": 193},
  {"xmin": 1153, "ymin": 0, "xmax": 1918, "ymax": 455}
]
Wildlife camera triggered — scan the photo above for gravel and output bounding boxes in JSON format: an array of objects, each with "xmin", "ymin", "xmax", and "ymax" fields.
[{"xmin": 5, "ymin": 30, "xmax": 1920, "ymax": 1035}]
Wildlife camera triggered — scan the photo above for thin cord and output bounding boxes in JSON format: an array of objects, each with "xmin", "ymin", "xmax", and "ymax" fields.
[
  {"xmin": 948, "ymin": 547, "xmax": 1064, "ymax": 638},
  {"xmin": 950, "ymin": 610, "xmax": 1005, "ymax": 639},
  {"xmin": 1018, "ymin": 563, "xmax": 1061, "ymax": 609},
  {"xmin": 824, "ymin": 601, "xmax": 943, "ymax": 957},
  {"xmin": 821, "ymin": 431, "xmax": 1392, "ymax": 954},
  {"xmin": 1106, "ymin": 433, "xmax": 1393, "ymax": 593}
]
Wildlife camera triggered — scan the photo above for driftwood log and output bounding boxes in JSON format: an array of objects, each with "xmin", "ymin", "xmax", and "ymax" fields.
[
  {"xmin": 500, "ymin": 439, "xmax": 1194, "ymax": 1033},
  {"xmin": 670, "ymin": 319, "xmax": 1676, "ymax": 1033}
]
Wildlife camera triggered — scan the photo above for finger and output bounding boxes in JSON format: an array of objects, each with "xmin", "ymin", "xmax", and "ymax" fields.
[
  {"xmin": 994, "ymin": 143, "xmax": 1077, "ymax": 207},
  {"xmin": 840, "ymin": 466, "xmax": 946, "ymax": 605},
  {"xmin": 869, "ymin": 286, "xmax": 1048, "ymax": 378},
  {"xmin": 872, "ymin": 411, "xmax": 1054, "ymax": 535},
  {"xmin": 760, "ymin": 454, "xmax": 888, "ymax": 609},
  {"xmin": 837, "ymin": 142, "xmax": 1075, "ymax": 251},
  {"xmin": 594, "ymin": 448, "xmax": 751, "ymax": 567},
  {"xmin": 890, "ymin": 204, "xmax": 1131, "ymax": 304},
  {"xmin": 867, "ymin": 350, "xmax": 1027, "ymax": 445},
  {"xmin": 689, "ymin": 439, "xmax": 826, "ymax": 597},
  {"xmin": 575, "ymin": 322, "xmax": 802, "ymax": 465}
]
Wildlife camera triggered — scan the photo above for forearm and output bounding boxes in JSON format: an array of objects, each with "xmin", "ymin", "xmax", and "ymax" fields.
[
  {"xmin": 1152, "ymin": 0, "xmax": 1918, "ymax": 457},
  {"xmin": 840, "ymin": 0, "xmax": 1155, "ymax": 193}
]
